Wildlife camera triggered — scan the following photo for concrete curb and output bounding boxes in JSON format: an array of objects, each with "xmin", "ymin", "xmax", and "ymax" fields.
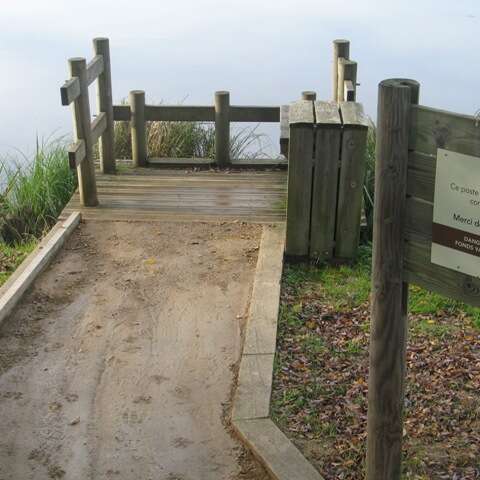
[
  {"xmin": 0, "ymin": 212, "xmax": 81, "ymax": 326},
  {"xmin": 232, "ymin": 223, "xmax": 324, "ymax": 480}
]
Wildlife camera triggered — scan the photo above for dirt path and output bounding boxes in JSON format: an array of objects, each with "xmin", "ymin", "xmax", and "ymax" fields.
[{"xmin": 0, "ymin": 221, "xmax": 269, "ymax": 480}]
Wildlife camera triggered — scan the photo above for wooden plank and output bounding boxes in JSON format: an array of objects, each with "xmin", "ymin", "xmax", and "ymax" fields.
[
  {"xmin": 410, "ymin": 104, "xmax": 480, "ymax": 157},
  {"xmin": 310, "ymin": 102, "xmax": 341, "ymax": 259},
  {"xmin": 286, "ymin": 124, "xmax": 314, "ymax": 256},
  {"xmin": 232, "ymin": 354, "xmax": 274, "ymax": 420},
  {"xmin": 314, "ymin": 101, "xmax": 341, "ymax": 125},
  {"xmin": 234, "ymin": 418, "xmax": 324, "ymax": 480},
  {"xmin": 230, "ymin": 106, "xmax": 280, "ymax": 122},
  {"xmin": 407, "ymin": 151, "xmax": 436, "ymax": 203},
  {"xmin": 337, "ymin": 59, "xmax": 356, "ymax": 102},
  {"xmin": 113, "ymin": 104, "xmax": 131, "ymax": 121},
  {"xmin": 288, "ymin": 100, "xmax": 314, "ymax": 125},
  {"xmin": 60, "ymin": 77, "xmax": 80, "ymax": 106},
  {"xmin": 335, "ymin": 102, "xmax": 369, "ymax": 259},
  {"xmin": 404, "ymin": 238, "xmax": 480, "ymax": 307},
  {"xmin": 280, "ymin": 105, "xmax": 290, "ymax": 157},
  {"xmin": 68, "ymin": 140, "xmax": 86, "ymax": 169},
  {"xmin": 0, "ymin": 212, "xmax": 81, "ymax": 326},
  {"xmin": 405, "ymin": 196, "xmax": 433, "ymax": 241},
  {"xmin": 91, "ymin": 112, "xmax": 107, "ymax": 145},
  {"xmin": 144, "ymin": 105, "xmax": 215, "ymax": 122},
  {"xmin": 243, "ymin": 224, "xmax": 285, "ymax": 355},
  {"xmin": 147, "ymin": 157, "xmax": 287, "ymax": 168},
  {"xmin": 340, "ymin": 102, "xmax": 370, "ymax": 128},
  {"xmin": 86, "ymin": 54, "xmax": 104, "ymax": 85}
]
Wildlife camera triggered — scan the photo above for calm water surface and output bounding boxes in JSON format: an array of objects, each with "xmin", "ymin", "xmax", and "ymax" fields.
[{"xmin": 1, "ymin": 0, "xmax": 479, "ymax": 160}]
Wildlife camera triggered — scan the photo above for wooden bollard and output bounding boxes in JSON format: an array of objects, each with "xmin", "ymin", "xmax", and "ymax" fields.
[
  {"xmin": 129, "ymin": 90, "xmax": 146, "ymax": 167},
  {"xmin": 69, "ymin": 57, "xmax": 98, "ymax": 207},
  {"xmin": 301, "ymin": 91, "xmax": 317, "ymax": 101},
  {"xmin": 215, "ymin": 91, "xmax": 230, "ymax": 167},
  {"xmin": 366, "ymin": 78, "xmax": 420, "ymax": 480},
  {"xmin": 332, "ymin": 39, "xmax": 350, "ymax": 102},
  {"xmin": 337, "ymin": 59, "xmax": 357, "ymax": 102},
  {"xmin": 93, "ymin": 37, "xmax": 115, "ymax": 174}
]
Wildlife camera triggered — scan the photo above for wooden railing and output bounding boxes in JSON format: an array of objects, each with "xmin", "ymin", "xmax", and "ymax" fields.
[{"xmin": 115, "ymin": 92, "xmax": 281, "ymax": 168}]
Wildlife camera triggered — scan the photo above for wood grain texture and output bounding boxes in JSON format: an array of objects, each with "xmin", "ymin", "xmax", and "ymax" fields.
[
  {"xmin": 215, "ymin": 91, "xmax": 230, "ymax": 167},
  {"xmin": 410, "ymin": 105, "xmax": 480, "ymax": 157},
  {"xmin": 69, "ymin": 57, "xmax": 98, "ymax": 207},
  {"xmin": 91, "ymin": 112, "xmax": 107, "ymax": 145},
  {"xmin": 288, "ymin": 100, "xmax": 314, "ymax": 125},
  {"xmin": 86, "ymin": 54, "xmax": 104, "ymax": 85},
  {"xmin": 337, "ymin": 59, "xmax": 357, "ymax": 102},
  {"xmin": 367, "ymin": 79, "xmax": 419, "ymax": 480},
  {"xmin": 60, "ymin": 77, "xmax": 80, "ymax": 106},
  {"xmin": 310, "ymin": 105, "xmax": 341, "ymax": 259},
  {"xmin": 68, "ymin": 140, "xmax": 86, "ymax": 169},
  {"xmin": 113, "ymin": 104, "xmax": 131, "ymax": 121},
  {"xmin": 234, "ymin": 418, "xmax": 324, "ymax": 480},
  {"xmin": 280, "ymin": 105, "xmax": 290, "ymax": 157},
  {"xmin": 93, "ymin": 38, "xmax": 116, "ymax": 173},
  {"xmin": 232, "ymin": 354, "xmax": 274, "ymax": 420},
  {"xmin": 335, "ymin": 103, "xmax": 368, "ymax": 259},
  {"xmin": 286, "ymin": 125, "xmax": 314, "ymax": 256},
  {"xmin": 230, "ymin": 105, "xmax": 280, "ymax": 122},
  {"xmin": 129, "ymin": 90, "xmax": 147, "ymax": 167},
  {"xmin": 332, "ymin": 39, "xmax": 350, "ymax": 102},
  {"xmin": 0, "ymin": 213, "xmax": 81, "ymax": 326},
  {"xmin": 243, "ymin": 224, "xmax": 285, "ymax": 355},
  {"xmin": 61, "ymin": 169, "xmax": 287, "ymax": 223},
  {"xmin": 145, "ymin": 105, "xmax": 215, "ymax": 122}
]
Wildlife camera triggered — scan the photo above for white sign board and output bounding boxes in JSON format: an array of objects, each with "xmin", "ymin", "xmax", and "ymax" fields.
[{"xmin": 431, "ymin": 148, "xmax": 480, "ymax": 278}]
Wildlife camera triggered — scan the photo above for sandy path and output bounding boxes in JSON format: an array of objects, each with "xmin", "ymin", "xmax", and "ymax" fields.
[{"xmin": 0, "ymin": 221, "xmax": 269, "ymax": 480}]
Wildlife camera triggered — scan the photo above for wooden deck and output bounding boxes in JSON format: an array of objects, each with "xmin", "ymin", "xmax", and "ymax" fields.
[{"xmin": 61, "ymin": 168, "xmax": 287, "ymax": 223}]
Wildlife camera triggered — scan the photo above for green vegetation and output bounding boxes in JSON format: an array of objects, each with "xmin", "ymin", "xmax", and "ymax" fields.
[
  {"xmin": 272, "ymin": 245, "xmax": 480, "ymax": 479},
  {"xmin": 113, "ymin": 110, "xmax": 272, "ymax": 161},
  {"xmin": 0, "ymin": 138, "xmax": 76, "ymax": 286}
]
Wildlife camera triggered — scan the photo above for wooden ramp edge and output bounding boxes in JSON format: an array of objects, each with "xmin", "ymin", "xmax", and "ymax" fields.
[
  {"xmin": 0, "ymin": 212, "xmax": 81, "ymax": 326},
  {"xmin": 232, "ymin": 224, "xmax": 324, "ymax": 480}
]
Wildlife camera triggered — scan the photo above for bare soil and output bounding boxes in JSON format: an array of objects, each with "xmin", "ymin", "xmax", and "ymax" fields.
[{"xmin": 0, "ymin": 220, "xmax": 269, "ymax": 480}]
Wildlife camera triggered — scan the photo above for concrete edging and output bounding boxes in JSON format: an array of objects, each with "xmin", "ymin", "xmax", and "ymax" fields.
[
  {"xmin": 0, "ymin": 212, "xmax": 81, "ymax": 326},
  {"xmin": 232, "ymin": 223, "xmax": 323, "ymax": 480}
]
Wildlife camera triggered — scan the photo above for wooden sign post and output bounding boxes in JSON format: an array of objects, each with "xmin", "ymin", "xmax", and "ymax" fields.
[{"xmin": 367, "ymin": 77, "xmax": 480, "ymax": 479}]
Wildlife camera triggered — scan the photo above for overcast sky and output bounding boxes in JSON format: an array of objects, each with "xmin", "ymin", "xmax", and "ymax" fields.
[{"xmin": 1, "ymin": 0, "xmax": 479, "ymax": 158}]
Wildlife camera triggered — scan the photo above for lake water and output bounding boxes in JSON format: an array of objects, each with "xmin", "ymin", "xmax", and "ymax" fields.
[{"xmin": 1, "ymin": 0, "xmax": 479, "ymax": 162}]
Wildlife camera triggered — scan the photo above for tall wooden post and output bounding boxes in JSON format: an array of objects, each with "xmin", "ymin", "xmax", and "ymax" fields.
[
  {"xmin": 366, "ymin": 78, "xmax": 420, "ymax": 480},
  {"xmin": 69, "ymin": 57, "xmax": 98, "ymax": 207},
  {"xmin": 93, "ymin": 37, "xmax": 115, "ymax": 173},
  {"xmin": 215, "ymin": 91, "xmax": 230, "ymax": 167},
  {"xmin": 337, "ymin": 59, "xmax": 357, "ymax": 102},
  {"xmin": 332, "ymin": 39, "xmax": 350, "ymax": 102},
  {"xmin": 301, "ymin": 91, "xmax": 316, "ymax": 101},
  {"xmin": 130, "ymin": 90, "xmax": 146, "ymax": 167}
]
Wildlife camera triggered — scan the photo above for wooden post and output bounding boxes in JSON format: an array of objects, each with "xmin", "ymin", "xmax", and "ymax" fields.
[
  {"xmin": 69, "ymin": 58, "xmax": 98, "ymax": 207},
  {"xmin": 130, "ymin": 90, "xmax": 146, "ymax": 167},
  {"xmin": 337, "ymin": 59, "xmax": 357, "ymax": 102},
  {"xmin": 93, "ymin": 37, "xmax": 115, "ymax": 173},
  {"xmin": 366, "ymin": 78, "xmax": 420, "ymax": 480},
  {"xmin": 301, "ymin": 91, "xmax": 316, "ymax": 101},
  {"xmin": 333, "ymin": 39, "xmax": 350, "ymax": 102},
  {"xmin": 215, "ymin": 91, "xmax": 230, "ymax": 167},
  {"xmin": 285, "ymin": 100, "xmax": 315, "ymax": 257}
]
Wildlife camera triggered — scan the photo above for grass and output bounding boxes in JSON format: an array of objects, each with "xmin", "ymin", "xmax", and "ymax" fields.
[
  {"xmin": 0, "ymin": 138, "xmax": 76, "ymax": 244},
  {"xmin": 272, "ymin": 245, "xmax": 480, "ymax": 479},
  {"xmin": 0, "ymin": 138, "xmax": 76, "ymax": 285},
  {"xmin": 113, "ymin": 101, "xmax": 273, "ymax": 161}
]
